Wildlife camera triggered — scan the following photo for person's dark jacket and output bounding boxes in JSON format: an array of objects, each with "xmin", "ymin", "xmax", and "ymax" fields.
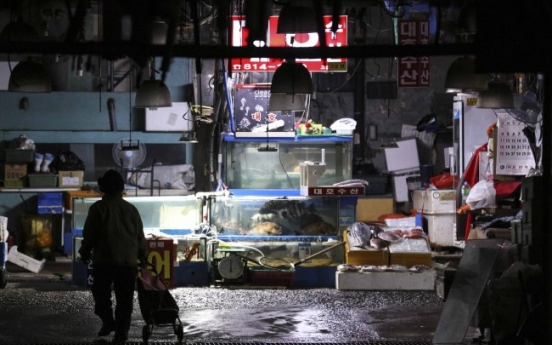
[{"xmin": 79, "ymin": 193, "xmax": 147, "ymax": 266}]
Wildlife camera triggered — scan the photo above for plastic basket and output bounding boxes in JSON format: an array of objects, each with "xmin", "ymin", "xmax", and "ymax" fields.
[{"xmin": 249, "ymin": 269, "xmax": 295, "ymax": 287}]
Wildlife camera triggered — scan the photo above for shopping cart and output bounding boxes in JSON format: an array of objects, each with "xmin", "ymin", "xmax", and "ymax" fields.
[{"xmin": 136, "ymin": 264, "xmax": 183, "ymax": 344}]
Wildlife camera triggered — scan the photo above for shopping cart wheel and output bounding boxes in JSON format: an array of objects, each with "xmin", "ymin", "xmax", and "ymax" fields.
[
  {"xmin": 142, "ymin": 325, "xmax": 150, "ymax": 344},
  {"xmin": 176, "ymin": 324, "xmax": 184, "ymax": 342}
]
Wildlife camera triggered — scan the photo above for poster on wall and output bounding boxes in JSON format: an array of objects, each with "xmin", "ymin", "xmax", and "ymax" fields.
[
  {"xmin": 233, "ymin": 84, "xmax": 295, "ymax": 137},
  {"xmin": 495, "ymin": 112, "xmax": 534, "ymax": 175},
  {"xmin": 397, "ymin": 19, "xmax": 430, "ymax": 87},
  {"xmin": 230, "ymin": 15, "xmax": 348, "ymax": 73}
]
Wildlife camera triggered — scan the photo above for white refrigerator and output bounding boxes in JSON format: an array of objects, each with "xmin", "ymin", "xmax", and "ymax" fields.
[
  {"xmin": 452, "ymin": 93, "xmax": 497, "ymax": 240},
  {"xmin": 452, "ymin": 93, "xmax": 498, "ymax": 179}
]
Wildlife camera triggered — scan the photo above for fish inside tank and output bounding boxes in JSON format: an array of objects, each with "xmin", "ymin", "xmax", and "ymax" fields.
[{"xmin": 210, "ymin": 196, "xmax": 340, "ymax": 236}]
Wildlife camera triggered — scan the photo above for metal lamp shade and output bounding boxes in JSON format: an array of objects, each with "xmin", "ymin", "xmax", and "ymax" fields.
[
  {"xmin": 8, "ymin": 60, "xmax": 51, "ymax": 93},
  {"xmin": 277, "ymin": 5, "xmax": 318, "ymax": 34},
  {"xmin": 135, "ymin": 79, "xmax": 172, "ymax": 108},
  {"xmin": 270, "ymin": 62, "xmax": 313, "ymax": 95},
  {"xmin": 444, "ymin": 57, "xmax": 489, "ymax": 92},
  {"xmin": 0, "ymin": 21, "xmax": 40, "ymax": 42},
  {"xmin": 268, "ymin": 93, "xmax": 306, "ymax": 111},
  {"xmin": 476, "ymin": 82, "xmax": 514, "ymax": 109}
]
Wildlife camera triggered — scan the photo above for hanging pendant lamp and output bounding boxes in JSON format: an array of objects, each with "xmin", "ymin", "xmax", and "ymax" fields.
[
  {"xmin": 270, "ymin": 61, "xmax": 313, "ymax": 95},
  {"xmin": 8, "ymin": 59, "xmax": 52, "ymax": 93},
  {"xmin": 135, "ymin": 58, "xmax": 172, "ymax": 109},
  {"xmin": 444, "ymin": 56, "xmax": 489, "ymax": 92},
  {"xmin": 135, "ymin": 79, "xmax": 172, "ymax": 109},
  {"xmin": 268, "ymin": 93, "xmax": 306, "ymax": 111},
  {"xmin": 476, "ymin": 81, "xmax": 514, "ymax": 109}
]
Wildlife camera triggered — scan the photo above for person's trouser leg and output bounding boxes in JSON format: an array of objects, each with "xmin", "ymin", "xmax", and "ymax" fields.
[
  {"xmin": 113, "ymin": 265, "xmax": 137, "ymax": 337},
  {"xmin": 91, "ymin": 263, "xmax": 116, "ymax": 329}
]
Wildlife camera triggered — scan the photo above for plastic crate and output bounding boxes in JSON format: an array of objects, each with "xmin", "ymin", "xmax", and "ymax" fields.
[
  {"xmin": 1, "ymin": 148, "xmax": 35, "ymax": 163},
  {"xmin": 249, "ymin": 268, "xmax": 294, "ymax": 287},
  {"xmin": 27, "ymin": 174, "xmax": 58, "ymax": 188},
  {"xmin": 37, "ymin": 192, "xmax": 64, "ymax": 214}
]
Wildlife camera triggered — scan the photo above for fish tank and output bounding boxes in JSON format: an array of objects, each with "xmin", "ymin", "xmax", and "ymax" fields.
[
  {"xmin": 209, "ymin": 194, "xmax": 341, "ymax": 236},
  {"xmin": 207, "ymin": 194, "xmax": 344, "ymax": 269},
  {"xmin": 223, "ymin": 135, "xmax": 353, "ymax": 189},
  {"xmin": 72, "ymin": 195, "xmax": 202, "ymax": 232}
]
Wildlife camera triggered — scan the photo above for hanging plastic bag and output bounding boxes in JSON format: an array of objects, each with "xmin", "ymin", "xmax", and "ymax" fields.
[{"xmin": 466, "ymin": 180, "xmax": 496, "ymax": 210}]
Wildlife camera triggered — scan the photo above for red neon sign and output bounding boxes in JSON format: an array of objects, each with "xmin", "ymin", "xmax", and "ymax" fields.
[{"xmin": 230, "ymin": 15, "xmax": 348, "ymax": 73}]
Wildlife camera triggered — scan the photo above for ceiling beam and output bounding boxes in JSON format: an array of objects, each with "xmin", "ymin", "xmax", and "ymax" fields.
[{"xmin": 0, "ymin": 41, "xmax": 476, "ymax": 59}]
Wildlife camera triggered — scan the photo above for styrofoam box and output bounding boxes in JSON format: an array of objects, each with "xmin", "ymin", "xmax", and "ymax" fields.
[
  {"xmin": 384, "ymin": 216, "xmax": 416, "ymax": 227},
  {"xmin": 335, "ymin": 270, "xmax": 435, "ymax": 290},
  {"xmin": 7, "ymin": 245, "xmax": 46, "ymax": 273},
  {"xmin": 425, "ymin": 213, "xmax": 455, "ymax": 247},
  {"xmin": 412, "ymin": 189, "xmax": 456, "ymax": 214}
]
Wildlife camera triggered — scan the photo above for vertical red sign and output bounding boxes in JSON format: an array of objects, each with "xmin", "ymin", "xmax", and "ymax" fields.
[
  {"xmin": 398, "ymin": 20, "xmax": 430, "ymax": 87},
  {"xmin": 146, "ymin": 239, "xmax": 175, "ymax": 288}
]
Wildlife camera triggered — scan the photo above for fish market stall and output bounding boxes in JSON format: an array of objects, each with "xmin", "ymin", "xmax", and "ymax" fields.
[
  {"xmin": 209, "ymin": 134, "xmax": 362, "ymax": 287},
  {"xmin": 208, "ymin": 192, "xmax": 355, "ymax": 287}
]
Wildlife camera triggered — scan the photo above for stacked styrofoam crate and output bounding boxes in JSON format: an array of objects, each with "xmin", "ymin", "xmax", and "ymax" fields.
[
  {"xmin": 519, "ymin": 176, "xmax": 542, "ymax": 264},
  {"xmin": 412, "ymin": 189, "xmax": 456, "ymax": 247}
]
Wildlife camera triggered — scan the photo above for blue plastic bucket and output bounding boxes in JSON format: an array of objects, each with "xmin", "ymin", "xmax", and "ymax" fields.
[{"xmin": 0, "ymin": 242, "xmax": 6, "ymax": 268}]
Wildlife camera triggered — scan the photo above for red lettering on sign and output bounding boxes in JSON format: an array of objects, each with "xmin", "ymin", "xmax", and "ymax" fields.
[{"xmin": 230, "ymin": 15, "xmax": 348, "ymax": 73}]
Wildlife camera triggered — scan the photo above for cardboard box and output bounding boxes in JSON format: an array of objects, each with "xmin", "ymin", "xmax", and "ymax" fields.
[
  {"xmin": 355, "ymin": 197, "xmax": 394, "ymax": 222},
  {"xmin": 389, "ymin": 252, "xmax": 433, "ymax": 267},
  {"xmin": 58, "ymin": 171, "xmax": 84, "ymax": 187},
  {"xmin": 344, "ymin": 230, "xmax": 389, "ymax": 266},
  {"xmin": 388, "ymin": 238, "xmax": 432, "ymax": 267},
  {"xmin": 3, "ymin": 163, "xmax": 27, "ymax": 181}
]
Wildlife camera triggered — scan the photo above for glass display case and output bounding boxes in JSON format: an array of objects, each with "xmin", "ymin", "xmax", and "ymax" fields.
[
  {"xmin": 72, "ymin": 195, "xmax": 202, "ymax": 231},
  {"xmin": 210, "ymin": 195, "xmax": 340, "ymax": 236},
  {"xmin": 207, "ymin": 194, "xmax": 345, "ymax": 285},
  {"xmin": 71, "ymin": 196, "xmax": 209, "ymax": 287},
  {"xmin": 223, "ymin": 135, "xmax": 353, "ymax": 189}
]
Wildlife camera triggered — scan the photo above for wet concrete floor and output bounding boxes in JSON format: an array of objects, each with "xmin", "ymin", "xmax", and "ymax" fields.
[{"xmin": 0, "ymin": 261, "xmax": 466, "ymax": 345}]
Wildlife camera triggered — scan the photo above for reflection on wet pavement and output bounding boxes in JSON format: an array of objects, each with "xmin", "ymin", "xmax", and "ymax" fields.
[{"xmin": 0, "ymin": 278, "xmax": 445, "ymax": 344}]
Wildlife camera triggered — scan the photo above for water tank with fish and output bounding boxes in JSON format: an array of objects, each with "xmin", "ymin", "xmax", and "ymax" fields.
[
  {"xmin": 210, "ymin": 195, "xmax": 340, "ymax": 236},
  {"xmin": 222, "ymin": 135, "xmax": 353, "ymax": 189},
  {"xmin": 208, "ymin": 193, "xmax": 347, "ymax": 285}
]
